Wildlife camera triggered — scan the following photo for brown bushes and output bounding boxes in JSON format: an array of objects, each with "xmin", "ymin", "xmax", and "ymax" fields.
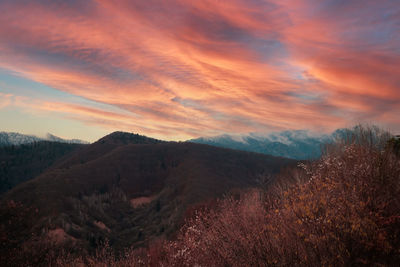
[{"xmin": 155, "ymin": 126, "xmax": 400, "ymax": 266}]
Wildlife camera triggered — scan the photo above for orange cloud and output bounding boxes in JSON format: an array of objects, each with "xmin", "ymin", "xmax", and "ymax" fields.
[
  {"xmin": 0, "ymin": 0, "xmax": 399, "ymax": 138},
  {"xmin": 0, "ymin": 93, "xmax": 13, "ymax": 109}
]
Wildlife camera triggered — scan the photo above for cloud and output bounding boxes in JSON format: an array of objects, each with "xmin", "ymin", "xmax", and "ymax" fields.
[
  {"xmin": 0, "ymin": 93, "xmax": 13, "ymax": 109},
  {"xmin": 0, "ymin": 0, "xmax": 399, "ymax": 138}
]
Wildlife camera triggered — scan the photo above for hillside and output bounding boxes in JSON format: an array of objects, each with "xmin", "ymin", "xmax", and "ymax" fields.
[
  {"xmin": 53, "ymin": 131, "xmax": 164, "ymax": 169},
  {"xmin": 0, "ymin": 132, "xmax": 296, "ymax": 265},
  {"xmin": 0, "ymin": 141, "xmax": 84, "ymax": 194},
  {"xmin": 0, "ymin": 132, "xmax": 162, "ymax": 195}
]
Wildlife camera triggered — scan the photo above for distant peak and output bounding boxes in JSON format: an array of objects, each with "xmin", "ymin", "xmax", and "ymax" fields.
[
  {"xmin": 0, "ymin": 132, "xmax": 42, "ymax": 147},
  {"xmin": 0, "ymin": 132, "xmax": 88, "ymax": 146}
]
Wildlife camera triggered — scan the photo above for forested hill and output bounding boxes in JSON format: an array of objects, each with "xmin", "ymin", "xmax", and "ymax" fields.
[{"xmin": 0, "ymin": 141, "xmax": 84, "ymax": 194}]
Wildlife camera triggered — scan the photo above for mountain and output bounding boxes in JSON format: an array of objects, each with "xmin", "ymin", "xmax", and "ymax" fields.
[
  {"xmin": 189, "ymin": 130, "xmax": 338, "ymax": 160},
  {"xmin": 0, "ymin": 132, "xmax": 42, "ymax": 146},
  {"xmin": 0, "ymin": 132, "xmax": 296, "ymax": 259},
  {"xmin": 0, "ymin": 132, "xmax": 162, "ymax": 195},
  {"xmin": 0, "ymin": 132, "xmax": 88, "ymax": 147}
]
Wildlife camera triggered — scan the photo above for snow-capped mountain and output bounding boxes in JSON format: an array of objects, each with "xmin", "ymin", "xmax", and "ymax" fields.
[
  {"xmin": 0, "ymin": 132, "xmax": 88, "ymax": 146},
  {"xmin": 0, "ymin": 132, "xmax": 42, "ymax": 146},
  {"xmin": 190, "ymin": 130, "xmax": 342, "ymax": 160}
]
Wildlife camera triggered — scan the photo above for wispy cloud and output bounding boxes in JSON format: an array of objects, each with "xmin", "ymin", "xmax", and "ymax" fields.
[
  {"xmin": 0, "ymin": 0, "xmax": 399, "ymax": 139},
  {"xmin": 0, "ymin": 92, "xmax": 13, "ymax": 109}
]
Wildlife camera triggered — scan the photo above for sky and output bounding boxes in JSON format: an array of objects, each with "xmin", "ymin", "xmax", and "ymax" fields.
[{"xmin": 0, "ymin": 0, "xmax": 399, "ymax": 142}]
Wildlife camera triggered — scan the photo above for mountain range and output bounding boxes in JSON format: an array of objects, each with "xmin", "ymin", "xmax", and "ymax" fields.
[
  {"xmin": 1, "ymin": 129, "xmax": 345, "ymax": 160},
  {"xmin": 190, "ymin": 130, "xmax": 343, "ymax": 160},
  {"xmin": 0, "ymin": 132, "xmax": 88, "ymax": 147}
]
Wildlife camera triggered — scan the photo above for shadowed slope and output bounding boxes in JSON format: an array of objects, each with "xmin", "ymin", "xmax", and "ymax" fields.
[{"xmin": 0, "ymin": 141, "xmax": 84, "ymax": 194}]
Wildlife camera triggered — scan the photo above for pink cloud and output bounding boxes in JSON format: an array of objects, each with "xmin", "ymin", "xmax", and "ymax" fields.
[
  {"xmin": 0, "ymin": 0, "xmax": 399, "ymax": 138},
  {"xmin": 0, "ymin": 93, "xmax": 13, "ymax": 109}
]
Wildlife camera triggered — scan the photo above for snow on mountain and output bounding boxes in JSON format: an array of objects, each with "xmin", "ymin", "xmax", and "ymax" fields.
[
  {"xmin": 0, "ymin": 132, "xmax": 42, "ymax": 146},
  {"xmin": 190, "ymin": 130, "xmax": 338, "ymax": 160},
  {"xmin": 0, "ymin": 132, "xmax": 88, "ymax": 146}
]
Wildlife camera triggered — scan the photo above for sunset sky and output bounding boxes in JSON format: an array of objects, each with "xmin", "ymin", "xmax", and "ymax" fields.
[{"xmin": 0, "ymin": 0, "xmax": 399, "ymax": 141}]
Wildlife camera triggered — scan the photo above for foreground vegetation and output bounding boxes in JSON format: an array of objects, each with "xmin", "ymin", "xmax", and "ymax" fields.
[
  {"xmin": 4, "ymin": 126, "xmax": 400, "ymax": 266},
  {"xmin": 155, "ymin": 127, "xmax": 400, "ymax": 266}
]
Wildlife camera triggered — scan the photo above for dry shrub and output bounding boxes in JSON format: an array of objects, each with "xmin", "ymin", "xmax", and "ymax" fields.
[
  {"xmin": 157, "ymin": 126, "xmax": 400, "ymax": 266},
  {"xmin": 49, "ymin": 239, "xmax": 149, "ymax": 267}
]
